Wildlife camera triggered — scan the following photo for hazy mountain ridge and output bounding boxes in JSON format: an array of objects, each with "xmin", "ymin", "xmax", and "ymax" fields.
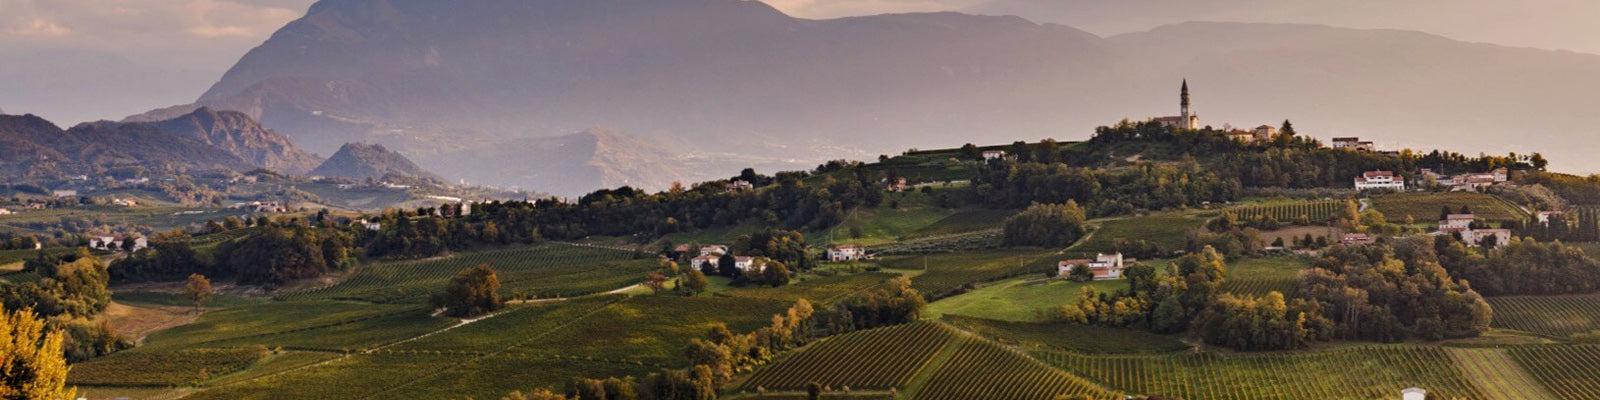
[
  {"xmin": 311, "ymin": 142, "xmax": 441, "ymax": 182},
  {"xmin": 145, "ymin": 0, "xmax": 1600, "ymax": 195},
  {"xmin": 0, "ymin": 109, "xmax": 323, "ymax": 179}
]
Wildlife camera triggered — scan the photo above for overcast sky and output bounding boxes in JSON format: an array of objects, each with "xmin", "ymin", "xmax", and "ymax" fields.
[{"xmin": 4, "ymin": 0, "xmax": 1600, "ymax": 123}]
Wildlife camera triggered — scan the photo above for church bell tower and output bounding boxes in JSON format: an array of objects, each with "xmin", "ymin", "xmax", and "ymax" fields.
[{"xmin": 1179, "ymin": 79, "xmax": 1195, "ymax": 129}]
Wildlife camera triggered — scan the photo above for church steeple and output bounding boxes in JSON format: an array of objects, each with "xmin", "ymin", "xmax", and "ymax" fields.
[{"xmin": 1181, "ymin": 79, "xmax": 1190, "ymax": 111}]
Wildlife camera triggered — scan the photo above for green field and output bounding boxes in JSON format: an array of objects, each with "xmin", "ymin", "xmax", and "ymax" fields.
[
  {"xmin": 1226, "ymin": 200, "xmax": 1346, "ymax": 224},
  {"xmin": 284, "ymin": 243, "xmax": 654, "ymax": 303},
  {"xmin": 1370, "ymin": 192, "xmax": 1528, "ymax": 223},
  {"xmin": 113, "ymin": 291, "xmax": 270, "ymax": 309},
  {"xmin": 878, "ymin": 248, "xmax": 1059, "ymax": 300},
  {"xmin": 137, "ymin": 301, "xmax": 442, "ymax": 351},
  {"xmin": 721, "ymin": 272, "xmax": 898, "ymax": 306},
  {"xmin": 1068, "ymin": 213, "xmax": 1205, "ymax": 257},
  {"xmin": 1487, "ymin": 293, "xmax": 1600, "ymax": 338}
]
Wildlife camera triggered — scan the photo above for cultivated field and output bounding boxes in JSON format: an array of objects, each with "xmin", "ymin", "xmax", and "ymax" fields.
[
  {"xmin": 1221, "ymin": 257, "xmax": 1311, "ymax": 298},
  {"xmin": 1227, "ymin": 200, "xmax": 1346, "ymax": 224},
  {"xmin": 1509, "ymin": 345, "xmax": 1600, "ymax": 400},
  {"xmin": 1487, "ymin": 293, "xmax": 1600, "ymax": 338},
  {"xmin": 1370, "ymin": 192, "xmax": 1527, "ymax": 223},
  {"xmin": 1068, "ymin": 213, "xmax": 1205, "ymax": 256},
  {"xmin": 1039, "ymin": 345, "xmax": 1490, "ymax": 400},
  {"xmin": 877, "ymin": 248, "xmax": 1058, "ymax": 300},
  {"xmin": 283, "ymin": 243, "xmax": 654, "ymax": 303},
  {"xmin": 914, "ymin": 337, "xmax": 1115, "ymax": 400},
  {"xmin": 742, "ymin": 322, "xmax": 958, "ymax": 391},
  {"xmin": 941, "ymin": 315, "xmax": 1189, "ymax": 354}
]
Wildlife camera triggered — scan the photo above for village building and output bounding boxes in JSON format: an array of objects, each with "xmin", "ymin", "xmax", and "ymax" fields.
[
  {"xmin": 0, "ymin": 208, "xmax": 10, "ymax": 215},
  {"xmin": 1354, "ymin": 171, "xmax": 1405, "ymax": 191},
  {"xmin": 734, "ymin": 256, "xmax": 759, "ymax": 272},
  {"xmin": 886, "ymin": 177, "xmax": 910, "ymax": 192},
  {"xmin": 691, "ymin": 255, "xmax": 718, "ymax": 271},
  {"xmin": 90, "ymin": 236, "xmax": 147, "ymax": 252},
  {"xmin": 726, "ymin": 180, "xmax": 754, "ymax": 192},
  {"xmin": 827, "ymin": 244, "xmax": 867, "ymax": 262},
  {"xmin": 356, "ymin": 219, "xmax": 382, "ymax": 231},
  {"xmin": 1438, "ymin": 214, "xmax": 1476, "ymax": 232},
  {"xmin": 981, "ymin": 150, "xmax": 1007, "ymax": 160},
  {"xmin": 1460, "ymin": 228, "xmax": 1513, "ymax": 248},
  {"xmin": 1058, "ymin": 253, "xmax": 1129, "ymax": 280},
  {"xmin": 1152, "ymin": 80, "xmax": 1200, "ymax": 130},
  {"xmin": 1341, "ymin": 233, "xmax": 1376, "ymax": 246},
  {"xmin": 1331, "ymin": 137, "xmax": 1375, "ymax": 151},
  {"xmin": 1252, "ymin": 125, "xmax": 1277, "ymax": 141},
  {"xmin": 1224, "ymin": 129, "xmax": 1256, "ymax": 142},
  {"xmin": 112, "ymin": 198, "xmax": 137, "ymax": 207},
  {"xmin": 52, "ymin": 190, "xmax": 78, "ymax": 198}
]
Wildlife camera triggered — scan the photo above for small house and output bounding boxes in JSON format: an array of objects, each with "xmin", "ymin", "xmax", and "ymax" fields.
[
  {"xmin": 1401, "ymin": 387, "xmax": 1426, "ymax": 400},
  {"xmin": 691, "ymin": 255, "xmax": 719, "ymax": 271},
  {"xmin": 827, "ymin": 244, "xmax": 867, "ymax": 262},
  {"xmin": 699, "ymin": 245, "xmax": 729, "ymax": 257},
  {"xmin": 982, "ymin": 150, "xmax": 1007, "ymax": 160},
  {"xmin": 1341, "ymin": 233, "xmax": 1376, "ymax": 246},
  {"xmin": 1537, "ymin": 211, "xmax": 1565, "ymax": 225},
  {"xmin": 1354, "ymin": 171, "xmax": 1405, "ymax": 191},
  {"xmin": 725, "ymin": 180, "xmax": 754, "ymax": 192},
  {"xmin": 52, "ymin": 190, "xmax": 78, "ymax": 198},
  {"xmin": 1438, "ymin": 214, "xmax": 1476, "ymax": 233},
  {"xmin": 0, "ymin": 208, "xmax": 11, "ymax": 215},
  {"xmin": 734, "ymin": 256, "xmax": 759, "ymax": 272},
  {"xmin": 1252, "ymin": 125, "xmax": 1277, "ymax": 141},
  {"xmin": 1461, "ymin": 228, "xmax": 1513, "ymax": 248}
]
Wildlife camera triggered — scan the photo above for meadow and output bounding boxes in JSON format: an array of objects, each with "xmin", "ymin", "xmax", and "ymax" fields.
[{"xmin": 924, "ymin": 275, "xmax": 1128, "ymax": 322}]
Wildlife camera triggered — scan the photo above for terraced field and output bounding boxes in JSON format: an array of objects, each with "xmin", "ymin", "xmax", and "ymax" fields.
[
  {"xmin": 283, "ymin": 243, "xmax": 654, "ymax": 303},
  {"xmin": 1486, "ymin": 293, "xmax": 1600, "ymax": 338}
]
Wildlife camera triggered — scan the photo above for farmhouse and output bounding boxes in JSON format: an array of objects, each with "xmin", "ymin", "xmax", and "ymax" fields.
[
  {"xmin": 1058, "ymin": 253, "xmax": 1128, "ymax": 280},
  {"xmin": 1460, "ymin": 228, "xmax": 1513, "ymax": 248},
  {"xmin": 726, "ymin": 180, "xmax": 754, "ymax": 192},
  {"xmin": 827, "ymin": 244, "xmax": 867, "ymax": 262},
  {"xmin": 1252, "ymin": 125, "xmax": 1277, "ymax": 141},
  {"xmin": 691, "ymin": 255, "xmax": 719, "ymax": 270},
  {"xmin": 1151, "ymin": 80, "xmax": 1200, "ymax": 130},
  {"xmin": 1225, "ymin": 129, "xmax": 1256, "ymax": 142},
  {"xmin": 982, "ymin": 150, "xmax": 1007, "ymax": 160},
  {"xmin": 886, "ymin": 177, "xmax": 910, "ymax": 192},
  {"xmin": 1354, "ymin": 171, "xmax": 1405, "ymax": 191},
  {"xmin": 700, "ymin": 245, "xmax": 729, "ymax": 257},
  {"xmin": 52, "ymin": 190, "xmax": 78, "ymax": 198},
  {"xmin": 734, "ymin": 256, "xmax": 759, "ymax": 272},
  {"xmin": 1438, "ymin": 214, "xmax": 1476, "ymax": 232}
]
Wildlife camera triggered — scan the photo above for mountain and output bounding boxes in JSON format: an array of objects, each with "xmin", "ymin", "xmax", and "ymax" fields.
[
  {"xmin": 0, "ymin": 109, "xmax": 320, "ymax": 179},
  {"xmin": 148, "ymin": 108, "xmax": 323, "ymax": 174},
  {"xmin": 311, "ymin": 142, "xmax": 441, "ymax": 182},
  {"xmin": 427, "ymin": 127, "xmax": 734, "ymax": 196},
  {"xmin": 147, "ymin": 0, "xmax": 1600, "ymax": 195}
]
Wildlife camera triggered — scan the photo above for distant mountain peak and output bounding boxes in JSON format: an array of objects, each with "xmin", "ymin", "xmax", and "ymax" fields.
[{"xmin": 311, "ymin": 142, "xmax": 441, "ymax": 181}]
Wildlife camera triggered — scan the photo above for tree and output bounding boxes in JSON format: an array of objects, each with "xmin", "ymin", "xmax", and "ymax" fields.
[
  {"xmin": 184, "ymin": 274, "xmax": 212, "ymax": 314},
  {"xmin": 716, "ymin": 253, "xmax": 738, "ymax": 278},
  {"xmin": 433, "ymin": 263, "xmax": 502, "ymax": 318},
  {"xmin": 682, "ymin": 269, "xmax": 709, "ymax": 297},
  {"xmin": 1066, "ymin": 263, "xmax": 1094, "ymax": 282},
  {"xmin": 0, "ymin": 307, "xmax": 74, "ymax": 399},
  {"xmin": 807, "ymin": 382, "xmax": 823, "ymax": 400},
  {"xmin": 1003, "ymin": 201, "xmax": 1089, "ymax": 247},
  {"xmin": 645, "ymin": 272, "xmax": 669, "ymax": 295},
  {"xmin": 760, "ymin": 261, "xmax": 791, "ymax": 287}
]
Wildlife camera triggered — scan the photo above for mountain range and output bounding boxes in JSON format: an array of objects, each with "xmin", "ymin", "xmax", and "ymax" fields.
[
  {"xmin": 0, "ymin": 108, "xmax": 320, "ymax": 179},
  {"xmin": 116, "ymin": 0, "xmax": 1600, "ymax": 195}
]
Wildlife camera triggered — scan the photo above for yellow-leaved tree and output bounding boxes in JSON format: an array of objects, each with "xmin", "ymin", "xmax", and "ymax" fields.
[{"xmin": 0, "ymin": 307, "xmax": 74, "ymax": 399}]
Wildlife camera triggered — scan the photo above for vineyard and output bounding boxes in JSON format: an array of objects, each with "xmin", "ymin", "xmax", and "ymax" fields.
[
  {"xmin": 1486, "ymin": 293, "xmax": 1600, "ymax": 338},
  {"xmin": 721, "ymin": 272, "xmax": 898, "ymax": 306},
  {"xmin": 1037, "ymin": 346, "xmax": 1488, "ymax": 400},
  {"xmin": 915, "ymin": 337, "xmax": 1116, "ymax": 400},
  {"xmin": 1446, "ymin": 347, "xmax": 1553, "ymax": 400},
  {"xmin": 1226, "ymin": 200, "xmax": 1346, "ymax": 224},
  {"xmin": 1370, "ymin": 192, "xmax": 1528, "ymax": 223},
  {"xmin": 69, "ymin": 347, "xmax": 266, "ymax": 386},
  {"xmin": 1509, "ymin": 345, "xmax": 1600, "ymax": 400},
  {"xmin": 1220, "ymin": 257, "xmax": 1310, "ymax": 298},
  {"xmin": 742, "ymin": 322, "xmax": 958, "ymax": 391},
  {"xmin": 282, "ymin": 243, "xmax": 654, "ymax": 303},
  {"xmin": 879, "ymin": 249, "xmax": 1058, "ymax": 300}
]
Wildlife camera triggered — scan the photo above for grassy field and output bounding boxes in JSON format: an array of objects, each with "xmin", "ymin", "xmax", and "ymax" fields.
[
  {"xmin": 1370, "ymin": 192, "xmax": 1527, "ymax": 223},
  {"xmin": 924, "ymin": 275, "xmax": 1129, "ymax": 322},
  {"xmin": 1067, "ymin": 213, "xmax": 1205, "ymax": 257},
  {"xmin": 942, "ymin": 315, "xmax": 1189, "ymax": 354},
  {"xmin": 284, "ymin": 243, "xmax": 654, "ymax": 303},
  {"xmin": 1486, "ymin": 293, "xmax": 1600, "ymax": 338},
  {"xmin": 877, "ymin": 248, "xmax": 1060, "ymax": 300},
  {"xmin": 823, "ymin": 190, "xmax": 1010, "ymax": 247},
  {"xmin": 1221, "ymin": 257, "xmax": 1312, "ymax": 298},
  {"xmin": 1038, "ymin": 345, "xmax": 1491, "ymax": 400}
]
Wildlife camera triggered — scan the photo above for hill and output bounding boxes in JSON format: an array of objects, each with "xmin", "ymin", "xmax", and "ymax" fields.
[
  {"xmin": 0, "ymin": 109, "xmax": 319, "ymax": 179},
  {"xmin": 311, "ymin": 142, "xmax": 441, "ymax": 182},
  {"xmin": 138, "ymin": 0, "xmax": 1600, "ymax": 195}
]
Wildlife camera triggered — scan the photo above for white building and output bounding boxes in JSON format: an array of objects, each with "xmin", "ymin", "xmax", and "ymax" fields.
[
  {"xmin": 1538, "ymin": 211, "xmax": 1565, "ymax": 226},
  {"xmin": 691, "ymin": 255, "xmax": 719, "ymax": 271},
  {"xmin": 734, "ymin": 256, "xmax": 759, "ymax": 272},
  {"xmin": 1058, "ymin": 253, "xmax": 1128, "ymax": 280},
  {"xmin": 52, "ymin": 190, "xmax": 78, "ymax": 198},
  {"xmin": 0, "ymin": 208, "xmax": 11, "ymax": 215},
  {"xmin": 726, "ymin": 180, "xmax": 754, "ymax": 192},
  {"xmin": 91, "ymin": 236, "xmax": 147, "ymax": 252},
  {"xmin": 1152, "ymin": 80, "xmax": 1200, "ymax": 130},
  {"xmin": 1402, "ymin": 387, "xmax": 1426, "ymax": 400},
  {"xmin": 1355, "ymin": 171, "xmax": 1405, "ymax": 191},
  {"xmin": 699, "ymin": 245, "xmax": 729, "ymax": 257},
  {"xmin": 982, "ymin": 150, "xmax": 1007, "ymax": 160},
  {"xmin": 1331, "ymin": 137, "xmax": 1375, "ymax": 151},
  {"xmin": 827, "ymin": 244, "xmax": 867, "ymax": 262},
  {"xmin": 1460, "ymin": 228, "xmax": 1513, "ymax": 248},
  {"xmin": 1252, "ymin": 125, "xmax": 1277, "ymax": 141}
]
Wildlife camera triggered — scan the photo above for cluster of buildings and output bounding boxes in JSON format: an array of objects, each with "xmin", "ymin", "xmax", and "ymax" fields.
[
  {"xmin": 725, "ymin": 180, "xmax": 754, "ymax": 192},
  {"xmin": 1434, "ymin": 214, "xmax": 1512, "ymax": 248},
  {"xmin": 1149, "ymin": 80, "xmax": 1281, "ymax": 145},
  {"xmin": 826, "ymin": 244, "xmax": 869, "ymax": 263},
  {"xmin": 1354, "ymin": 171, "xmax": 1406, "ymax": 191},
  {"xmin": 1331, "ymin": 137, "xmax": 1377, "ymax": 152},
  {"xmin": 229, "ymin": 201, "xmax": 287, "ymax": 213},
  {"xmin": 679, "ymin": 245, "xmax": 761, "ymax": 273},
  {"xmin": 1417, "ymin": 168, "xmax": 1509, "ymax": 192},
  {"xmin": 1058, "ymin": 253, "xmax": 1130, "ymax": 280}
]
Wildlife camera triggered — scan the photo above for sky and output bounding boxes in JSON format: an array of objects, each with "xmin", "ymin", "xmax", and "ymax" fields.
[{"xmin": 3, "ymin": 0, "xmax": 1600, "ymax": 123}]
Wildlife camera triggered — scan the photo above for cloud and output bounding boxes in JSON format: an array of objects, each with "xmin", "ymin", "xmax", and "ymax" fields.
[{"xmin": 0, "ymin": 0, "xmax": 313, "ymax": 68}]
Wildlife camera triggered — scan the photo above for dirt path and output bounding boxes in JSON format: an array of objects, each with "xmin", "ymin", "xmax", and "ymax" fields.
[{"xmin": 101, "ymin": 301, "xmax": 200, "ymax": 345}]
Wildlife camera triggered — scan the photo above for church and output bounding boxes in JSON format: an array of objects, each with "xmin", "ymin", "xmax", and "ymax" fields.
[{"xmin": 1151, "ymin": 80, "xmax": 1200, "ymax": 130}]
